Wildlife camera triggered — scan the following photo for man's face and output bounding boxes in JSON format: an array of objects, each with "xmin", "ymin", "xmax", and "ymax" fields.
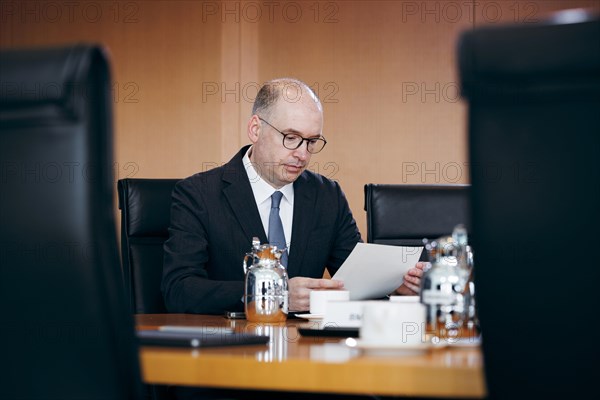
[{"xmin": 249, "ymin": 96, "xmax": 323, "ymax": 188}]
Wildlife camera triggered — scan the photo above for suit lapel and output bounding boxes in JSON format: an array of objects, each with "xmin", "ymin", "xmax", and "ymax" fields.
[
  {"xmin": 288, "ymin": 173, "xmax": 317, "ymax": 277},
  {"xmin": 222, "ymin": 147, "xmax": 268, "ymax": 244},
  {"xmin": 221, "ymin": 147, "xmax": 318, "ymax": 277}
]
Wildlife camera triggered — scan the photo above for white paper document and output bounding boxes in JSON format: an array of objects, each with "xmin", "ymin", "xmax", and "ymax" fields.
[{"xmin": 332, "ymin": 243, "xmax": 423, "ymax": 300}]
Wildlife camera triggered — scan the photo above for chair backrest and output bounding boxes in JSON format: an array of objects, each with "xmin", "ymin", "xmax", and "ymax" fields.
[
  {"xmin": 0, "ymin": 45, "xmax": 142, "ymax": 399},
  {"xmin": 459, "ymin": 11, "xmax": 600, "ymax": 399},
  {"xmin": 364, "ymin": 184, "xmax": 471, "ymax": 258},
  {"xmin": 118, "ymin": 178, "xmax": 179, "ymax": 313}
]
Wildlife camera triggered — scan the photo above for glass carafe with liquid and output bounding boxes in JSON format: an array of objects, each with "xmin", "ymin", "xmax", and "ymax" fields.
[
  {"xmin": 243, "ymin": 237, "xmax": 288, "ymax": 323},
  {"xmin": 420, "ymin": 225, "xmax": 474, "ymax": 343}
]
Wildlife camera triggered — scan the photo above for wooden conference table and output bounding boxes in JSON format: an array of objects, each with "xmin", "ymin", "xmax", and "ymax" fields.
[{"xmin": 136, "ymin": 314, "xmax": 486, "ymax": 398}]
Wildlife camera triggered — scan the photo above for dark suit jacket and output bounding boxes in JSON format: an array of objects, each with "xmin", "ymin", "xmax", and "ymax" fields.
[{"xmin": 162, "ymin": 146, "xmax": 362, "ymax": 314}]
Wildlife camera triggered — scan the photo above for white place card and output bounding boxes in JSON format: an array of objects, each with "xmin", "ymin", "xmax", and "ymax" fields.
[{"xmin": 322, "ymin": 300, "xmax": 370, "ymax": 328}]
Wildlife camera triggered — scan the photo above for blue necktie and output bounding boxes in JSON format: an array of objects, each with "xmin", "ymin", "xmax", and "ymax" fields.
[{"xmin": 268, "ymin": 191, "xmax": 288, "ymax": 267}]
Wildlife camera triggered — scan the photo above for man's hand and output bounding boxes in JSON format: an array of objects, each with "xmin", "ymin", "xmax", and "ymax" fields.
[
  {"xmin": 394, "ymin": 261, "xmax": 429, "ymax": 296},
  {"xmin": 288, "ymin": 277, "xmax": 344, "ymax": 312}
]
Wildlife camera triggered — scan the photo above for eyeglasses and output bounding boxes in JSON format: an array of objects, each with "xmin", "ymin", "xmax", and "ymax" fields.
[{"xmin": 258, "ymin": 117, "xmax": 327, "ymax": 154}]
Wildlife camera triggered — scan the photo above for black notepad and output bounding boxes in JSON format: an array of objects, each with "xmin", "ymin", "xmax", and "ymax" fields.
[
  {"xmin": 297, "ymin": 326, "xmax": 359, "ymax": 338},
  {"xmin": 137, "ymin": 330, "xmax": 269, "ymax": 348}
]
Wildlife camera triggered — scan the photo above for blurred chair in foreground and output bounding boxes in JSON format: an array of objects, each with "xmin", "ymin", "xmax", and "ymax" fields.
[
  {"xmin": 364, "ymin": 184, "xmax": 470, "ymax": 260},
  {"xmin": 118, "ymin": 178, "xmax": 180, "ymax": 314},
  {"xmin": 0, "ymin": 45, "xmax": 142, "ymax": 399},
  {"xmin": 460, "ymin": 9, "xmax": 600, "ymax": 399}
]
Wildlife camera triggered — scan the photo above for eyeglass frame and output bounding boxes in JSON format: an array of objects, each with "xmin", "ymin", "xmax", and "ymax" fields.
[{"xmin": 258, "ymin": 117, "xmax": 327, "ymax": 154}]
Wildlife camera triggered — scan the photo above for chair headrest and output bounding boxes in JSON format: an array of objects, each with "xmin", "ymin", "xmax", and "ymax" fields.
[
  {"xmin": 458, "ymin": 12, "xmax": 600, "ymax": 99},
  {"xmin": 0, "ymin": 44, "xmax": 110, "ymax": 120}
]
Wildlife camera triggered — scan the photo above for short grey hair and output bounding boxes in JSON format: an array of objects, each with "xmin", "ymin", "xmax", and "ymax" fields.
[{"xmin": 252, "ymin": 78, "xmax": 322, "ymax": 117}]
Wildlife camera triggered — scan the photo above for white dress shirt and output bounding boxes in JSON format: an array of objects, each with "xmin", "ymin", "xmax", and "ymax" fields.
[{"xmin": 243, "ymin": 147, "xmax": 294, "ymax": 254}]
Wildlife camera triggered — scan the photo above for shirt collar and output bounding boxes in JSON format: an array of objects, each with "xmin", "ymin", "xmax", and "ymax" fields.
[{"xmin": 243, "ymin": 146, "xmax": 294, "ymax": 205}]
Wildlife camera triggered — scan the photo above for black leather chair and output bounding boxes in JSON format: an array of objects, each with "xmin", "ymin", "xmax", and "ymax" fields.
[
  {"xmin": 0, "ymin": 45, "xmax": 142, "ymax": 399},
  {"xmin": 118, "ymin": 178, "xmax": 179, "ymax": 314},
  {"xmin": 364, "ymin": 184, "xmax": 471, "ymax": 259},
  {"xmin": 459, "ymin": 10, "xmax": 600, "ymax": 400}
]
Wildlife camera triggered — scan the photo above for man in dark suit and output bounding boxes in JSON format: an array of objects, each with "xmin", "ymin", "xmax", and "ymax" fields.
[{"xmin": 162, "ymin": 78, "xmax": 424, "ymax": 314}]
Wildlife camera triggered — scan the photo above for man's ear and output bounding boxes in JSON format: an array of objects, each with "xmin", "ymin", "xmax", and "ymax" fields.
[{"xmin": 247, "ymin": 115, "xmax": 261, "ymax": 143}]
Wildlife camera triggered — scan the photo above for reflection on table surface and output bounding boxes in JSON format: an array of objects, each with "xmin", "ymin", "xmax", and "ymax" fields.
[{"xmin": 136, "ymin": 313, "xmax": 486, "ymax": 398}]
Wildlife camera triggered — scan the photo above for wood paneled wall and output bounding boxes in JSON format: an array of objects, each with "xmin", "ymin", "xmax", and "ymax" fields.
[{"xmin": 2, "ymin": 0, "xmax": 597, "ymax": 236}]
